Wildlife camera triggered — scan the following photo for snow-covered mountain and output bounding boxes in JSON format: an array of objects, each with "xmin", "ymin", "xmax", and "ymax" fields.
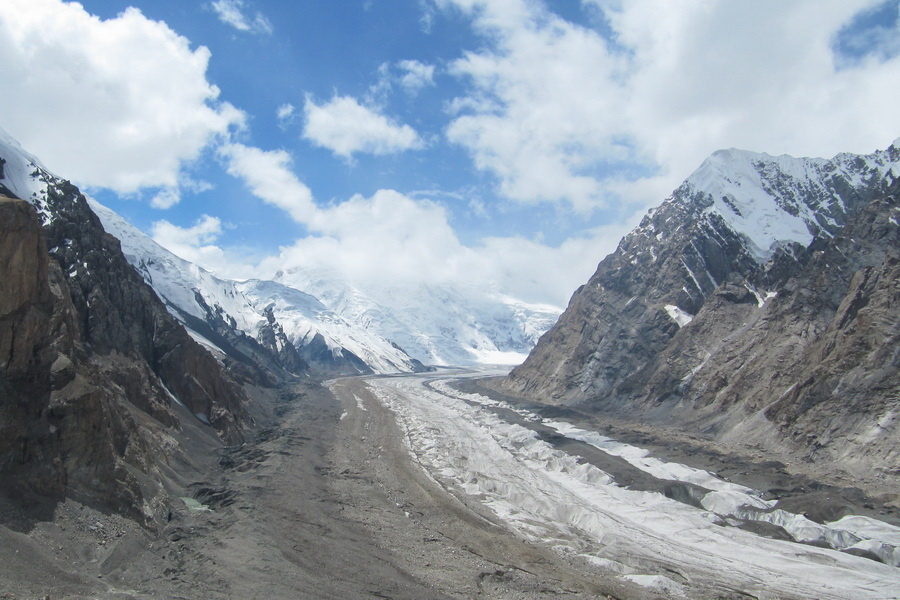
[
  {"xmin": 273, "ymin": 267, "xmax": 562, "ymax": 367},
  {"xmin": 0, "ymin": 128, "xmax": 558, "ymax": 374},
  {"xmin": 92, "ymin": 204, "xmax": 561, "ymax": 373},
  {"xmin": 507, "ymin": 141, "xmax": 900, "ymax": 402},
  {"xmin": 90, "ymin": 201, "xmax": 427, "ymax": 376},
  {"xmin": 683, "ymin": 144, "xmax": 900, "ymax": 258},
  {"xmin": 502, "ymin": 140, "xmax": 900, "ymax": 482}
]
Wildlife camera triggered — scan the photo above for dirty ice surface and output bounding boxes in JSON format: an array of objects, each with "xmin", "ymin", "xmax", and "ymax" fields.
[{"xmin": 369, "ymin": 372, "xmax": 900, "ymax": 600}]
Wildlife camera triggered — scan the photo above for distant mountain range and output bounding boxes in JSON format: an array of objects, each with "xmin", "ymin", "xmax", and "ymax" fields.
[
  {"xmin": 0, "ymin": 127, "xmax": 561, "ymax": 380},
  {"xmin": 502, "ymin": 140, "xmax": 900, "ymax": 484}
]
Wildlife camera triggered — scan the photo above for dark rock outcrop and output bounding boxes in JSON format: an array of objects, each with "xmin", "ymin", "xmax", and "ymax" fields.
[
  {"xmin": 0, "ymin": 197, "xmax": 64, "ymax": 499},
  {"xmin": 1, "ymin": 155, "xmax": 251, "ymax": 524},
  {"xmin": 37, "ymin": 177, "xmax": 247, "ymax": 442},
  {"xmin": 1, "ymin": 196, "xmax": 150, "ymax": 519}
]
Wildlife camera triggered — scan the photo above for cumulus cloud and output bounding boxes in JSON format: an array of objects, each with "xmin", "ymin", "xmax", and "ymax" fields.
[
  {"xmin": 276, "ymin": 103, "xmax": 297, "ymax": 128},
  {"xmin": 397, "ymin": 59, "xmax": 436, "ymax": 93},
  {"xmin": 150, "ymin": 188, "xmax": 181, "ymax": 210},
  {"xmin": 217, "ymin": 143, "xmax": 621, "ymax": 305},
  {"xmin": 303, "ymin": 95, "xmax": 423, "ymax": 159},
  {"xmin": 0, "ymin": 0, "xmax": 245, "ymax": 194},
  {"xmin": 151, "ymin": 215, "xmax": 228, "ymax": 269},
  {"xmin": 439, "ymin": 0, "xmax": 900, "ymax": 211},
  {"xmin": 210, "ymin": 0, "xmax": 273, "ymax": 35},
  {"xmin": 254, "ymin": 187, "xmax": 625, "ymax": 306},
  {"xmin": 219, "ymin": 143, "xmax": 317, "ymax": 223}
]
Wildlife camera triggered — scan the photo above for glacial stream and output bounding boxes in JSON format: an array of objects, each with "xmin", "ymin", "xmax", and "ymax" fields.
[{"xmin": 366, "ymin": 370, "xmax": 900, "ymax": 600}]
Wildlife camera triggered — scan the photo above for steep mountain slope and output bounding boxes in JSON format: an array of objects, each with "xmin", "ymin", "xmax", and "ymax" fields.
[
  {"xmin": 94, "ymin": 199, "xmax": 559, "ymax": 372},
  {"xmin": 643, "ymin": 184, "xmax": 900, "ymax": 479},
  {"xmin": 275, "ymin": 267, "xmax": 562, "ymax": 367},
  {"xmin": 0, "ymin": 130, "xmax": 248, "ymax": 524},
  {"xmin": 90, "ymin": 201, "xmax": 313, "ymax": 382},
  {"xmin": 91, "ymin": 202, "xmax": 426, "ymax": 376},
  {"xmin": 503, "ymin": 142, "xmax": 899, "ymax": 482}
]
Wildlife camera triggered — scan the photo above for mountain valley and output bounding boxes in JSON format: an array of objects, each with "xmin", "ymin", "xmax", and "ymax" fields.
[{"xmin": 1, "ymin": 128, "xmax": 898, "ymax": 599}]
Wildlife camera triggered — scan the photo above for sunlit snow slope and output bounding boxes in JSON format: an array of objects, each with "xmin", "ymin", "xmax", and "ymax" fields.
[
  {"xmin": 90, "ymin": 201, "xmax": 424, "ymax": 375},
  {"xmin": 274, "ymin": 267, "xmax": 561, "ymax": 367}
]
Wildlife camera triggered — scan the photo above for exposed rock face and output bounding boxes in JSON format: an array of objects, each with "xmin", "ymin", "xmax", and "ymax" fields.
[
  {"xmin": 0, "ymin": 196, "xmax": 149, "ymax": 518},
  {"xmin": 637, "ymin": 186, "xmax": 899, "ymax": 480},
  {"xmin": 503, "ymin": 144, "xmax": 899, "ymax": 482},
  {"xmin": 0, "ymin": 197, "xmax": 63, "ymax": 498},
  {"xmin": 0, "ymin": 137, "xmax": 251, "ymax": 523},
  {"xmin": 37, "ymin": 177, "xmax": 247, "ymax": 442}
]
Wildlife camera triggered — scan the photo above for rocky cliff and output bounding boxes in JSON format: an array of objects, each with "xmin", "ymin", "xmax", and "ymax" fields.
[
  {"xmin": 0, "ymin": 137, "xmax": 252, "ymax": 525},
  {"xmin": 503, "ymin": 143, "xmax": 899, "ymax": 483}
]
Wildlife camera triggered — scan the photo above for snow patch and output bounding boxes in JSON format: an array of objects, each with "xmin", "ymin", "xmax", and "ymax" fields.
[
  {"xmin": 685, "ymin": 145, "xmax": 900, "ymax": 261},
  {"xmin": 664, "ymin": 304, "xmax": 694, "ymax": 327},
  {"xmin": 465, "ymin": 347, "xmax": 528, "ymax": 366}
]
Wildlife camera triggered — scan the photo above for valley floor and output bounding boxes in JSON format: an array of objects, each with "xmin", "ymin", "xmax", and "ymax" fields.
[
  {"xmin": 1, "ymin": 370, "xmax": 898, "ymax": 599},
  {"xmin": 0, "ymin": 376, "xmax": 626, "ymax": 600}
]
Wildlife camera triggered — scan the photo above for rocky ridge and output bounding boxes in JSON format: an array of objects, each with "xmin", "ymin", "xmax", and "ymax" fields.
[
  {"xmin": 90, "ymin": 199, "xmax": 428, "ymax": 377},
  {"xmin": 0, "ymin": 132, "xmax": 251, "ymax": 525},
  {"xmin": 503, "ymin": 143, "xmax": 900, "ymax": 486}
]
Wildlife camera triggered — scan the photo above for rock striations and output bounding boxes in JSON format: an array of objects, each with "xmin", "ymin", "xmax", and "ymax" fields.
[
  {"xmin": 503, "ymin": 143, "xmax": 900, "ymax": 485},
  {"xmin": 0, "ymin": 132, "xmax": 251, "ymax": 525}
]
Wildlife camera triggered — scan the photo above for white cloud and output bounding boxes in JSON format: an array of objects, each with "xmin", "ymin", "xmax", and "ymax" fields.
[
  {"xmin": 210, "ymin": 0, "xmax": 273, "ymax": 35},
  {"xmin": 217, "ymin": 142, "xmax": 621, "ymax": 305},
  {"xmin": 303, "ymin": 94, "xmax": 423, "ymax": 159},
  {"xmin": 150, "ymin": 188, "xmax": 181, "ymax": 210},
  {"xmin": 219, "ymin": 143, "xmax": 317, "ymax": 223},
  {"xmin": 253, "ymin": 187, "xmax": 614, "ymax": 306},
  {"xmin": 151, "ymin": 215, "xmax": 230, "ymax": 271},
  {"xmin": 148, "ymin": 176, "xmax": 214, "ymax": 210},
  {"xmin": 276, "ymin": 103, "xmax": 297, "ymax": 127},
  {"xmin": 261, "ymin": 190, "xmax": 467, "ymax": 287},
  {"xmin": 0, "ymin": 0, "xmax": 245, "ymax": 194},
  {"xmin": 439, "ymin": 0, "xmax": 900, "ymax": 211},
  {"xmin": 397, "ymin": 59, "xmax": 436, "ymax": 93}
]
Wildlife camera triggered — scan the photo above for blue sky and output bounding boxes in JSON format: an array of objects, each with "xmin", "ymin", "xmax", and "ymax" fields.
[{"xmin": 1, "ymin": 0, "xmax": 899, "ymax": 306}]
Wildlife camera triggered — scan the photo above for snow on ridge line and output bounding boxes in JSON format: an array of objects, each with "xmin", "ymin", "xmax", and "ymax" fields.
[
  {"xmin": 0, "ymin": 128, "xmax": 53, "ymax": 220},
  {"xmin": 683, "ymin": 144, "xmax": 900, "ymax": 261}
]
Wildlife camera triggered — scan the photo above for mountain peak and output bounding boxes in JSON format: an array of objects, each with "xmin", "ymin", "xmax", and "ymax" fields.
[{"xmin": 679, "ymin": 143, "xmax": 899, "ymax": 260}]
